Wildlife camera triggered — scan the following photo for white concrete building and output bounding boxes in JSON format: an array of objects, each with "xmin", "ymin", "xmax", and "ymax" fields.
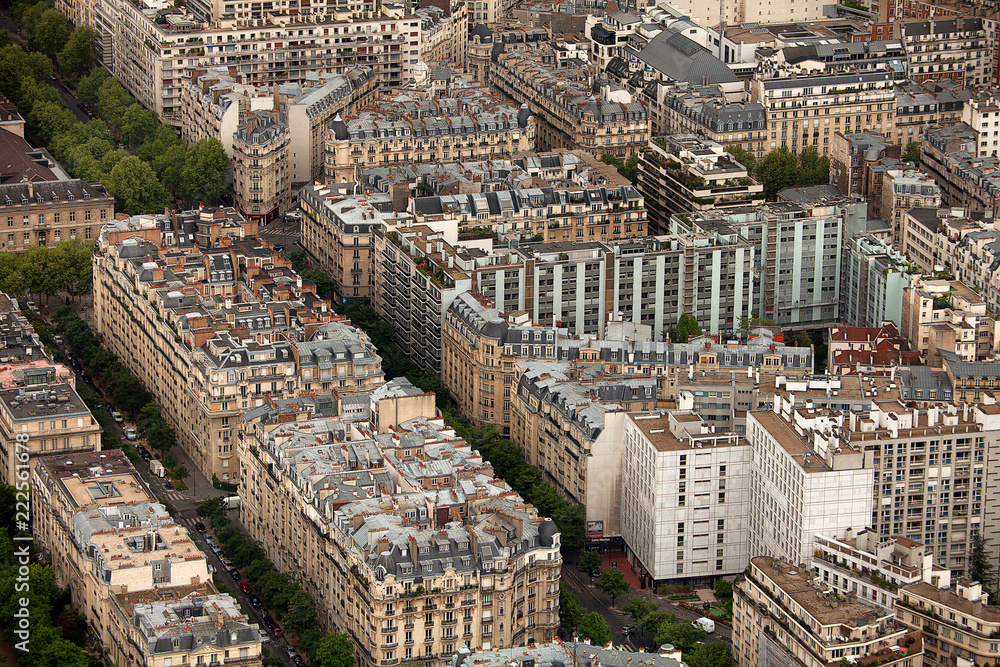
[
  {"xmin": 747, "ymin": 402, "xmax": 874, "ymax": 567},
  {"xmin": 963, "ymin": 92, "xmax": 1000, "ymax": 158},
  {"xmin": 812, "ymin": 529, "xmax": 932, "ymax": 612},
  {"xmin": 621, "ymin": 410, "xmax": 749, "ymax": 586}
]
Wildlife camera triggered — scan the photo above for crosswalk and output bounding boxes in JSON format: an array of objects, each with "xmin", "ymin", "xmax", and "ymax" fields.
[
  {"xmin": 174, "ymin": 516, "xmax": 200, "ymax": 530},
  {"xmin": 160, "ymin": 490, "xmax": 188, "ymax": 501}
]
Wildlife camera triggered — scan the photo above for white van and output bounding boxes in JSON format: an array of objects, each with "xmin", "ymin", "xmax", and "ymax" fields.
[{"xmin": 691, "ymin": 617, "xmax": 716, "ymax": 634}]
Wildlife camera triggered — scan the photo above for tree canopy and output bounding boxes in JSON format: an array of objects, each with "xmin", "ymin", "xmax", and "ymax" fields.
[
  {"xmin": 671, "ymin": 313, "xmax": 701, "ymax": 343},
  {"xmin": 579, "ymin": 612, "xmax": 612, "ymax": 646},
  {"xmin": 595, "ymin": 568, "xmax": 631, "ymax": 608},
  {"xmin": 902, "ymin": 141, "xmax": 921, "ymax": 164}
]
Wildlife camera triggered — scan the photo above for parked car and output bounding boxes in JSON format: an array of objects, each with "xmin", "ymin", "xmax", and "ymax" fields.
[
  {"xmin": 620, "ymin": 624, "xmax": 637, "ymax": 636},
  {"xmin": 124, "ymin": 428, "xmax": 137, "ymax": 440},
  {"xmin": 258, "ymin": 629, "xmax": 270, "ymax": 643},
  {"xmin": 111, "ymin": 411, "xmax": 123, "ymax": 423},
  {"xmin": 230, "ymin": 568, "xmax": 242, "ymax": 582},
  {"xmin": 287, "ymin": 648, "xmax": 298, "ymax": 661},
  {"xmin": 136, "ymin": 445, "xmax": 152, "ymax": 461},
  {"xmin": 690, "ymin": 618, "xmax": 715, "ymax": 634},
  {"xmin": 271, "ymin": 624, "xmax": 282, "ymax": 637},
  {"xmin": 239, "ymin": 581, "xmax": 252, "ymax": 594},
  {"xmin": 195, "ymin": 522, "xmax": 206, "ymax": 533},
  {"xmin": 249, "ymin": 594, "xmax": 262, "ymax": 608}
]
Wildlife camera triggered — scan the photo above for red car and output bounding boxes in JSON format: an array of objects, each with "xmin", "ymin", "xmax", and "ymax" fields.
[{"xmin": 240, "ymin": 581, "xmax": 252, "ymax": 594}]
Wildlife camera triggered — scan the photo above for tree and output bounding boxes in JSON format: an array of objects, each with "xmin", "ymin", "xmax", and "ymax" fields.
[
  {"xmin": 755, "ymin": 146, "xmax": 800, "ymax": 196},
  {"xmin": 725, "ymin": 145, "xmax": 757, "ymax": 174},
  {"xmin": 685, "ymin": 642, "xmax": 732, "ymax": 667},
  {"xmin": 622, "ymin": 596, "xmax": 660, "ymax": 629},
  {"xmin": 595, "ymin": 567, "xmax": 631, "ymax": 609},
  {"xmin": 559, "ymin": 584, "xmax": 584, "ymax": 634},
  {"xmin": 796, "ymin": 147, "xmax": 830, "ymax": 187},
  {"xmin": 713, "ymin": 579, "xmax": 733, "ymax": 599},
  {"xmin": 37, "ymin": 637, "xmax": 90, "ymax": 667},
  {"xmin": 104, "ymin": 154, "xmax": 171, "ymax": 215},
  {"xmin": 77, "ymin": 67, "xmax": 110, "ymax": 105},
  {"xmin": 121, "ymin": 103, "xmax": 160, "ymax": 147},
  {"xmin": 311, "ymin": 633, "xmax": 355, "ymax": 667},
  {"xmin": 671, "ymin": 312, "xmax": 701, "ymax": 343},
  {"xmin": 655, "ymin": 620, "xmax": 705, "ymax": 652},
  {"xmin": 32, "ymin": 8, "xmax": 73, "ymax": 59},
  {"xmin": 27, "ymin": 100, "xmax": 75, "ymax": 144},
  {"xmin": 735, "ymin": 314, "xmax": 775, "ymax": 341},
  {"xmin": 902, "ymin": 141, "xmax": 921, "ymax": 164},
  {"xmin": 58, "ymin": 26, "xmax": 99, "ymax": 76},
  {"xmin": 579, "ymin": 549, "xmax": 602, "ymax": 577},
  {"xmin": 578, "ymin": 612, "xmax": 612, "ymax": 646},
  {"xmin": 969, "ymin": 531, "xmax": 996, "ymax": 593},
  {"xmin": 640, "ymin": 610, "xmax": 675, "ymax": 635},
  {"xmin": 97, "ymin": 77, "xmax": 136, "ymax": 131},
  {"xmin": 181, "ymin": 138, "xmax": 230, "ymax": 202}
]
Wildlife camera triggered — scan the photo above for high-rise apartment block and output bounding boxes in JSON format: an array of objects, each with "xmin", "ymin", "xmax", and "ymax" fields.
[
  {"xmin": 621, "ymin": 411, "xmax": 749, "ymax": 586},
  {"xmin": 841, "ymin": 234, "xmax": 914, "ymax": 329}
]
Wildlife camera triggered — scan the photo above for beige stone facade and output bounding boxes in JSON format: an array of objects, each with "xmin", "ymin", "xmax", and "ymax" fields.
[
  {"xmin": 490, "ymin": 42, "xmax": 649, "ymax": 158},
  {"xmin": 93, "ymin": 216, "xmax": 382, "ymax": 482},
  {"xmin": 0, "ymin": 180, "xmax": 113, "ymax": 251},
  {"xmin": 239, "ymin": 405, "xmax": 562, "ymax": 667},
  {"xmin": 232, "ymin": 111, "xmax": 291, "ymax": 224},
  {"xmin": 31, "ymin": 451, "xmax": 215, "ymax": 662}
]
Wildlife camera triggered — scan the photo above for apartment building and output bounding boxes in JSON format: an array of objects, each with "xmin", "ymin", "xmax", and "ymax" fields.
[
  {"xmin": 830, "ymin": 131, "xmax": 897, "ymax": 199},
  {"xmin": 31, "ymin": 451, "xmax": 215, "ymax": 658},
  {"xmin": 620, "ymin": 411, "xmax": 750, "ymax": 587},
  {"xmin": 903, "ymin": 18, "xmax": 991, "ymax": 88},
  {"xmin": 108, "ymin": 590, "xmax": 263, "ymax": 667},
  {"xmin": 93, "ymin": 217, "xmax": 381, "ymax": 481},
  {"xmin": 442, "ymin": 291, "xmax": 812, "ymax": 435},
  {"xmin": 841, "ymin": 235, "xmax": 915, "ymax": 329},
  {"xmin": 415, "ymin": 3, "xmax": 468, "ymax": 67},
  {"xmin": 677, "ymin": 187, "xmax": 858, "ymax": 328},
  {"xmin": 460, "ymin": 642, "xmax": 682, "ymax": 667},
  {"xmin": 922, "ymin": 123, "xmax": 1000, "ymax": 214},
  {"xmin": 239, "ymin": 409, "xmax": 562, "ymax": 667},
  {"xmin": 467, "ymin": 23, "xmax": 550, "ymax": 88},
  {"xmin": 746, "ymin": 404, "xmax": 873, "ymax": 567},
  {"xmin": 586, "ymin": 10, "xmax": 642, "ymax": 74},
  {"xmin": 900, "ymin": 276, "xmax": 996, "ymax": 364},
  {"xmin": 490, "ymin": 42, "xmax": 649, "ymax": 157},
  {"xmin": 962, "ymin": 91, "xmax": 1000, "ymax": 157},
  {"xmin": 409, "ymin": 182, "xmax": 647, "ymax": 245},
  {"xmin": 638, "ymin": 135, "xmax": 763, "ymax": 234},
  {"xmin": 232, "ymin": 110, "xmax": 290, "ymax": 224},
  {"xmin": 850, "ymin": 400, "xmax": 992, "ymax": 577},
  {"xmin": 373, "ymin": 224, "xmax": 755, "ymax": 372},
  {"xmin": 881, "ymin": 170, "xmax": 941, "ymax": 247},
  {"xmin": 897, "ymin": 569, "xmax": 1000, "ymax": 667},
  {"xmin": 750, "ymin": 69, "xmax": 896, "ymax": 155},
  {"xmin": 827, "ymin": 322, "xmax": 921, "ymax": 374},
  {"xmin": 733, "ymin": 556, "xmax": 923, "ymax": 667},
  {"xmin": 299, "ymin": 188, "xmax": 407, "ymax": 303},
  {"xmin": 92, "ymin": 0, "xmax": 419, "ymax": 124},
  {"xmin": 324, "ymin": 74, "xmax": 534, "ymax": 184},
  {"xmin": 642, "ymin": 82, "xmax": 767, "ymax": 156},
  {"xmin": 813, "ymin": 529, "xmax": 932, "ymax": 612},
  {"xmin": 0, "ymin": 180, "xmax": 114, "ymax": 251},
  {"xmin": 894, "ymin": 79, "xmax": 971, "ymax": 148},
  {"xmin": 900, "ymin": 207, "xmax": 978, "ymax": 274},
  {"xmin": 178, "ymin": 67, "xmax": 273, "ymax": 157}
]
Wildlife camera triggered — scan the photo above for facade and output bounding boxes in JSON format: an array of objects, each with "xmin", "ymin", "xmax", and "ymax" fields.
[
  {"xmin": 841, "ymin": 234, "xmax": 915, "ymax": 329},
  {"xmin": 0, "ymin": 180, "xmax": 114, "ymax": 251},
  {"xmin": 638, "ymin": 135, "xmax": 763, "ymax": 234},
  {"xmin": 896, "ymin": 569, "xmax": 1000, "ymax": 667},
  {"xmin": 89, "ymin": 0, "xmax": 420, "ymax": 125},
  {"xmin": 30, "ymin": 451, "xmax": 219, "ymax": 662},
  {"xmin": 239, "ymin": 408, "xmax": 562, "ymax": 667},
  {"xmin": 93, "ymin": 217, "xmax": 382, "ymax": 481},
  {"xmin": 642, "ymin": 82, "xmax": 767, "ymax": 157},
  {"xmin": 232, "ymin": 110, "xmax": 290, "ymax": 224},
  {"xmin": 373, "ymin": 227, "xmax": 755, "ymax": 373},
  {"xmin": 894, "ymin": 79, "xmax": 971, "ymax": 149},
  {"xmin": 902, "ymin": 18, "xmax": 991, "ymax": 88},
  {"xmin": 813, "ymin": 530, "xmax": 932, "ymax": 613},
  {"xmin": 881, "ymin": 170, "xmax": 941, "ymax": 247},
  {"xmin": 621, "ymin": 411, "xmax": 750, "ymax": 587},
  {"xmin": 490, "ymin": 42, "xmax": 649, "ymax": 157},
  {"xmin": 750, "ymin": 69, "xmax": 896, "ymax": 155},
  {"xmin": 323, "ymin": 74, "xmax": 535, "ymax": 184},
  {"xmin": 921, "ymin": 123, "xmax": 1000, "ymax": 214},
  {"xmin": 746, "ymin": 405, "xmax": 873, "ymax": 568},
  {"xmin": 733, "ymin": 556, "xmax": 923, "ymax": 667},
  {"xmin": 829, "ymin": 131, "xmax": 896, "ymax": 199},
  {"xmin": 273, "ymin": 67, "xmax": 379, "ymax": 183},
  {"xmin": 178, "ymin": 67, "xmax": 272, "ymax": 158},
  {"xmin": 299, "ymin": 188, "xmax": 407, "ymax": 303},
  {"xmin": 900, "ymin": 277, "xmax": 996, "ymax": 364},
  {"xmin": 962, "ymin": 91, "xmax": 1000, "ymax": 157}
]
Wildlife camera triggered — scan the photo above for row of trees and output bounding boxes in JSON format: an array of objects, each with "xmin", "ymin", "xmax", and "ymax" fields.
[
  {"xmin": 0, "ymin": 239, "xmax": 93, "ymax": 301},
  {"xmin": 726, "ymin": 145, "xmax": 830, "ymax": 198},
  {"xmin": 197, "ymin": 499, "xmax": 355, "ymax": 667},
  {"xmin": 11, "ymin": 0, "xmax": 99, "ymax": 76},
  {"xmin": 621, "ymin": 595, "xmax": 732, "ymax": 667},
  {"xmin": 0, "ymin": 486, "xmax": 91, "ymax": 667}
]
